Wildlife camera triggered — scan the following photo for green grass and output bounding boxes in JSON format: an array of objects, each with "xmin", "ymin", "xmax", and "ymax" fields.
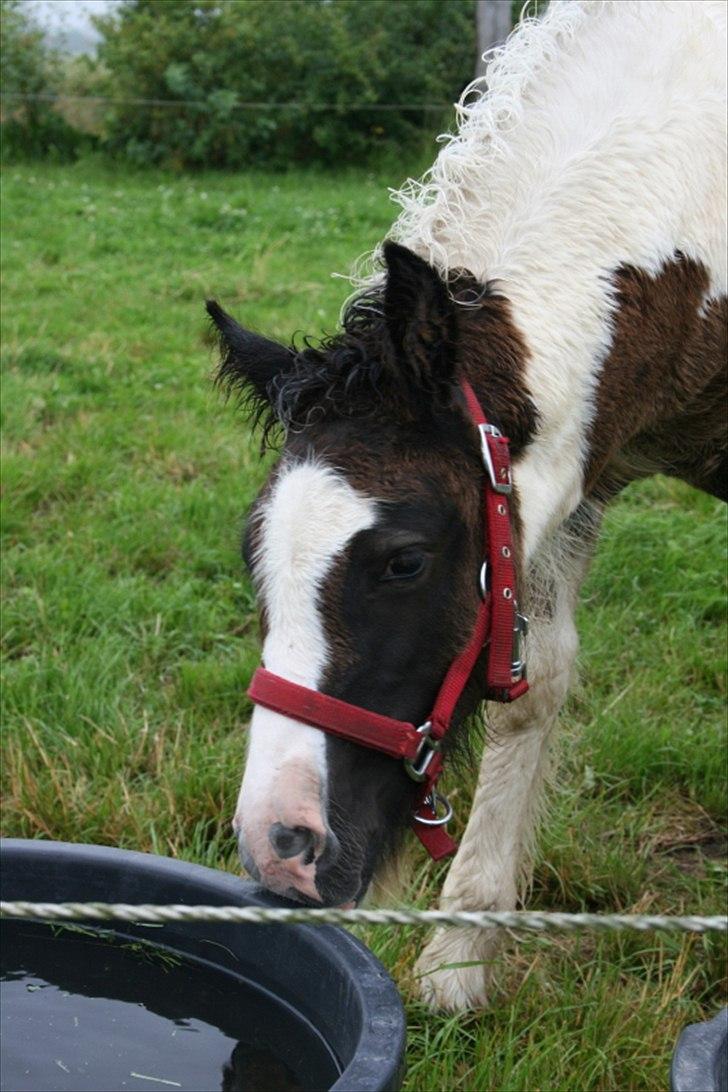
[{"xmin": 2, "ymin": 160, "xmax": 726, "ymax": 1092}]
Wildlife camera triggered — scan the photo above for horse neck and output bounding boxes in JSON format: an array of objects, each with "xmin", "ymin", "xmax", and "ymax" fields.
[{"xmin": 400, "ymin": 0, "xmax": 726, "ymax": 562}]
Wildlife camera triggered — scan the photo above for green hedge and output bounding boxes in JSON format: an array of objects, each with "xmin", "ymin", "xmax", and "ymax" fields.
[
  {"xmin": 0, "ymin": 0, "xmax": 88, "ymax": 162},
  {"xmin": 1, "ymin": 0, "xmax": 478, "ymax": 168},
  {"xmin": 95, "ymin": 0, "xmax": 475, "ymax": 168}
]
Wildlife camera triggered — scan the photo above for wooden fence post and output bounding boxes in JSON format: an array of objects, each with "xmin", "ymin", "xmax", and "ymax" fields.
[{"xmin": 475, "ymin": 0, "xmax": 513, "ymax": 78}]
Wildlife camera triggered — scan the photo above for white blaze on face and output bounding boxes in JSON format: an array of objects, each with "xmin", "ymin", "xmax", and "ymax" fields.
[{"xmin": 235, "ymin": 461, "xmax": 377, "ymax": 897}]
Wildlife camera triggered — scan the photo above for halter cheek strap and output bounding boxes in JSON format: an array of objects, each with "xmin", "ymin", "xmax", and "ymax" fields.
[{"xmin": 246, "ymin": 377, "xmax": 529, "ymax": 861}]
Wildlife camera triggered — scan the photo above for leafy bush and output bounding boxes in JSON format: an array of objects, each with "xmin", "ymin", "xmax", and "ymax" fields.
[
  {"xmin": 0, "ymin": 109, "xmax": 90, "ymax": 162},
  {"xmin": 0, "ymin": 0, "xmax": 89, "ymax": 161},
  {"xmin": 95, "ymin": 0, "xmax": 475, "ymax": 168}
]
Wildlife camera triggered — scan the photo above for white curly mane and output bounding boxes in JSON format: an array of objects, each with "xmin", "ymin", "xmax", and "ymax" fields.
[{"xmin": 388, "ymin": 0, "xmax": 726, "ymax": 286}]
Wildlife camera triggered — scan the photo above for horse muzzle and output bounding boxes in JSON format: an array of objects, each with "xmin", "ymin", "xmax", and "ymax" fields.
[{"xmin": 235, "ymin": 817, "xmax": 363, "ymax": 907}]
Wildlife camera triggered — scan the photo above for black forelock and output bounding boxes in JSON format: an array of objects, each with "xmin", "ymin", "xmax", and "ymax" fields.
[
  {"xmin": 270, "ymin": 289, "xmax": 394, "ymax": 437},
  {"xmin": 213, "ymin": 288, "xmax": 390, "ymax": 451},
  {"xmin": 234, "ymin": 283, "xmax": 464, "ymax": 450}
]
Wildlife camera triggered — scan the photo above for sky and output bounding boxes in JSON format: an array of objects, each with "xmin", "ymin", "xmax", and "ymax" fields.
[{"xmin": 26, "ymin": 0, "xmax": 122, "ymax": 54}]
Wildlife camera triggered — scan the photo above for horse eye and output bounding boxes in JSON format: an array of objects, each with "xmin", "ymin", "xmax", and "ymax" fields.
[{"xmin": 381, "ymin": 548, "xmax": 427, "ymax": 582}]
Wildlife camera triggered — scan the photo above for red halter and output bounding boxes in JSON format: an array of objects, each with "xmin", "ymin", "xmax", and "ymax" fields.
[{"xmin": 247, "ymin": 378, "xmax": 529, "ymax": 860}]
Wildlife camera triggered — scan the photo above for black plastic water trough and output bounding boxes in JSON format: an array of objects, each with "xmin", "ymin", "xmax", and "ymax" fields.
[
  {"xmin": 0, "ymin": 839, "xmax": 406, "ymax": 1092},
  {"xmin": 671, "ymin": 1007, "xmax": 728, "ymax": 1092}
]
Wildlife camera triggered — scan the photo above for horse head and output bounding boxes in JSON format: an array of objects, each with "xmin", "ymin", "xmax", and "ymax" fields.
[{"xmin": 208, "ymin": 242, "xmax": 536, "ymax": 906}]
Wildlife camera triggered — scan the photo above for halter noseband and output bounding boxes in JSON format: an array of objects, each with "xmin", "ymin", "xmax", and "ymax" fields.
[{"xmin": 247, "ymin": 378, "xmax": 529, "ymax": 860}]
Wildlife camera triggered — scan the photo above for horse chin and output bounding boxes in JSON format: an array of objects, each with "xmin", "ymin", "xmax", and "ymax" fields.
[
  {"xmin": 313, "ymin": 867, "xmax": 366, "ymax": 908},
  {"xmin": 288, "ymin": 887, "xmax": 359, "ymax": 909}
]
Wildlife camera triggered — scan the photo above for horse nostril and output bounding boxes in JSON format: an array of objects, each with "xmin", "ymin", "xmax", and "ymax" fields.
[{"xmin": 268, "ymin": 822, "xmax": 317, "ymax": 861}]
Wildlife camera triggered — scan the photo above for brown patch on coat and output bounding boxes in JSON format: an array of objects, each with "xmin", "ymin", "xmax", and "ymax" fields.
[
  {"xmin": 453, "ymin": 278, "xmax": 539, "ymax": 459},
  {"xmin": 586, "ymin": 256, "xmax": 727, "ymax": 501}
]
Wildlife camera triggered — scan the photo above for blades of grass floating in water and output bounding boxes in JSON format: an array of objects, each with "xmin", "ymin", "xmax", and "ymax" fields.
[{"xmin": 129, "ymin": 1075, "xmax": 182, "ymax": 1088}]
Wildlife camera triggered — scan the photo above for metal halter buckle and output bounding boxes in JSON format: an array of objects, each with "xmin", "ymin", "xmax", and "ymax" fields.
[
  {"xmin": 413, "ymin": 791, "xmax": 454, "ymax": 827},
  {"xmin": 404, "ymin": 722, "xmax": 440, "ymax": 783},
  {"xmin": 511, "ymin": 611, "xmax": 529, "ymax": 681},
  {"xmin": 478, "ymin": 423, "xmax": 512, "ymax": 494}
]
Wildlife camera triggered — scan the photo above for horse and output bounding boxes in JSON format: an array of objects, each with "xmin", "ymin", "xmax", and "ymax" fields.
[{"xmin": 207, "ymin": 0, "xmax": 727, "ymax": 1010}]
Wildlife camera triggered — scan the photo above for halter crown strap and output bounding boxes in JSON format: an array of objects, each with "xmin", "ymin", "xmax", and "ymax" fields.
[
  {"xmin": 245, "ymin": 377, "xmax": 528, "ymax": 862},
  {"xmin": 459, "ymin": 378, "xmax": 528, "ymax": 701}
]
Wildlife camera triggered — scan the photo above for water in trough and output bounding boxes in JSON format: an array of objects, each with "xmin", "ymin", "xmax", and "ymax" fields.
[{"xmin": 1, "ymin": 920, "xmax": 340, "ymax": 1092}]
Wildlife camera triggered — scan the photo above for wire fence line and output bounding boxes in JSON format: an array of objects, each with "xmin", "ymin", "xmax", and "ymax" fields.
[
  {"xmin": 1, "ymin": 902, "xmax": 726, "ymax": 934},
  {"xmin": 0, "ymin": 92, "xmax": 451, "ymax": 112}
]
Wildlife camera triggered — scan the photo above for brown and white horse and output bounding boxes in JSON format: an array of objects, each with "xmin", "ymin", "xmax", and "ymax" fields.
[{"xmin": 208, "ymin": 0, "xmax": 726, "ymax": 1009}]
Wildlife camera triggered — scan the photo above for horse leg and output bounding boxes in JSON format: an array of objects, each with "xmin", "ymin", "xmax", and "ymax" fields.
[{"xmin": 415, "ymin": 533, "xmax": 592, "ymax": 1010}]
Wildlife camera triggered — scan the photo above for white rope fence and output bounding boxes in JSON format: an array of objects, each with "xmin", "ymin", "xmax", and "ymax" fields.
[{"xmin": 1, "ymin": 902, "xmax": 726, "ymax": 934}]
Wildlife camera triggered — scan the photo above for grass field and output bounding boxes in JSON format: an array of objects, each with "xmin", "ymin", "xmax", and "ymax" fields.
[{"xmin": 1, "ymin": 159, "xmax": 726, "ymax": 1092}]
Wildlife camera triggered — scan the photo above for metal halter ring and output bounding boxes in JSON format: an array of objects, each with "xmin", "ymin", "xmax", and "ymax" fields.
[
  {"xmin": 413, "ymin": 792, "xmax": 454, "ymax": 827},
  {"xmin": 511, "ymin": 611, "xmax": 529, "ymax": 681},
  {"xmin": 404, "ymin": 722, "xmax": 440, "ymax": 783}
]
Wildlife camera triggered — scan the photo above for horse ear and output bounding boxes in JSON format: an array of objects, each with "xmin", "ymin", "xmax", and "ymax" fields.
[
  {"xmin": 206, "ymin": 300, "xmax": 294, "ymax": 406},
  {"xmin": 382, "ymin": 241, "xmax": 456, "ymax": 389}
]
